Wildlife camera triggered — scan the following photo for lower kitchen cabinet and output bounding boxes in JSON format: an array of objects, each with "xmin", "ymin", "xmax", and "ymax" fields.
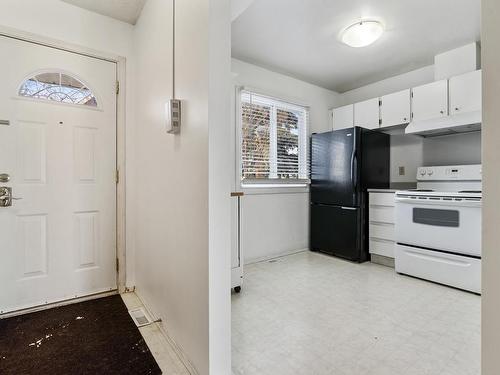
[{"xmin": 369, "ymin": 191, "xmax": 396, "ymax": 266}]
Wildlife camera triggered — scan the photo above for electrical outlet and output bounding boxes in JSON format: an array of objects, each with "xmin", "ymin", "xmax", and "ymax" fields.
[{"xmin": 399, "ymin": 166, "xmax": 405, "ymax": 176}]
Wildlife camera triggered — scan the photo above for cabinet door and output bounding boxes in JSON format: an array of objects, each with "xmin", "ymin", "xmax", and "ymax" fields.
[
  {"xmin": 354, "ymin": 98, "xmax": 380, "ymax": 129},
  {"xmin": 333, "ymin": 104, "xmax": 354, "ymax": 130},
  {"xmin": 449, "ymin": 70, "xmax": 482, "ymax": 115},
  {"xmin": 411, "ymin": 80, "xmax": 448, "ymax": 121},
  {"xmin": 380, "ymin": 89, "xmax": 411, "ymax": 127}
]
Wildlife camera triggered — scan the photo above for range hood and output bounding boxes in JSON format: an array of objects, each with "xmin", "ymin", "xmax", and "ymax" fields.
[{"xmin": 405, "ymin": 110, "xmax": 481, "ymax": 137}]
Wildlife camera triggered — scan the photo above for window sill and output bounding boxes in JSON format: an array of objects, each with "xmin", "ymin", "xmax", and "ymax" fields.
[{"xmin": 240, "ymin": 184, "xmax": 310, "ymax": 195}]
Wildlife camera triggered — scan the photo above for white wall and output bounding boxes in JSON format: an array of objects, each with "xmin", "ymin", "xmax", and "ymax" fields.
[
  {"xmin": 132, "ymin": 1, "xmax": 231, "ymax": 374},
  {"xmin": 423, "ymin": 132, "xmax": 481, "ymax": 166},
  {"xmin": 481, "ymin": 1, "xmax": 500, "ymax": 373},
  {"xmin": 389, "ymin": 134, "xmax": 424, "ymax": 183},
  {"xmin": 208, "ymin": 0, "xmax": 232, "ymax": 373},
  {"xmin": 231, "ymin": 59, "xmax": 340, "ymax": 263}
]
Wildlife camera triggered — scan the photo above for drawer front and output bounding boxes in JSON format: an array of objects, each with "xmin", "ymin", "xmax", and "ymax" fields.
[
  {"xmin": 369, "ymin": 239, "xmax": 395, "ymax": 258},
  {"xmin": 369, "ymin": 206, "xmax": 395, "ymax": 224},
  {"xmin": 369, "ymin": 223, "xmax": 395, "ymax": 241},
  {"xmin": 370, "ymin": 192, "xmax": 395, "ymax": 207},
  {"xmin": 395, "ymin": 244, "xmax": 481, "ymax": 293}
]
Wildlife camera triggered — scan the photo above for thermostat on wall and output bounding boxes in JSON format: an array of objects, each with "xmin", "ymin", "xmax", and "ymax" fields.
[{"xmin": 166, "ymin": 99, "xmax": 181, "ymax": 134}]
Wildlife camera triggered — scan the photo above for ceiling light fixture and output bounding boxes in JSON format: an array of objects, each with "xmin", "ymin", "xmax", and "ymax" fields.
[{"xmin": 341, "ymin": 20, "xmax": 384, "ymax": 48}]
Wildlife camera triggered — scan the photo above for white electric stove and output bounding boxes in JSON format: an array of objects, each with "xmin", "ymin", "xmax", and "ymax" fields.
[{"xmin": 394, "ymin": 165, "xmax": 482, "ymax": 293}]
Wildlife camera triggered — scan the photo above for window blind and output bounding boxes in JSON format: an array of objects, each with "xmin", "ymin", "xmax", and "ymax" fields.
[{"xmin": 240, "ymin": 90, "xmax": 309, "ymax": 185}]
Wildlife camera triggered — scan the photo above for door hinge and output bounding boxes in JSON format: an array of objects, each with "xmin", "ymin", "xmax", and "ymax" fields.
[
  {"xmin": 116, "ymin": 81, "xmax": 120, "ymax": 95},
  {"xmin": 116, "ymin": 169, "xmax": 120, "ymax": 184},
  {"xmin": 379, "ymin": 119, "xmax": 382, "ymax": 125},
  {"xmin": 116, "ymin": 258, "xmax": 119, "ymax": 272},
  {"xmin": 379, "ymin": 99, "xmax": 382, "ymax": 106}
]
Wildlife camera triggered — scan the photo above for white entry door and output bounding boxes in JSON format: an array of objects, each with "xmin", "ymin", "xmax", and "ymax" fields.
[{"xmin": 0, "ymin": 36, "xmax": 117, "ymax": 314}]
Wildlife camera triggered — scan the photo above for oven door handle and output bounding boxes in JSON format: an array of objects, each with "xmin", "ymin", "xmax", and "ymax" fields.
[{"xmin": 395, "ymin": 197, "xmax": 482, "ymax": 208}]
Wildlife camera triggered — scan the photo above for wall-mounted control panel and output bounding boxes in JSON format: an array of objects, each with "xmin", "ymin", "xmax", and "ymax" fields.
[{"xmin": 166, "ymin": 99, "xmax": 182, "ymax": 134}]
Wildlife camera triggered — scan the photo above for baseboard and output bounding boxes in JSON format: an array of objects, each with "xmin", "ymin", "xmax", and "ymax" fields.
[
  {"xmin": 370, "ymin": 254, "xmax": 395, "ymax": 268},
  {"xmin": 0, "ymin": 290, "xmax": 118, "ymax": 319},
  {"xmin": 133, "ymin": 288, "xmax": 199, "ymax": 375},
  {"xmin": 245, "ymin": 248, "xmax": 309, "ymax": 265}
]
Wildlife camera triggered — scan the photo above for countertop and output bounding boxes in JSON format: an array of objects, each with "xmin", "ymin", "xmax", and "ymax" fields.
[{"xmin": 367, "ymin": 183, "xmax": 416, "ymax": 193}]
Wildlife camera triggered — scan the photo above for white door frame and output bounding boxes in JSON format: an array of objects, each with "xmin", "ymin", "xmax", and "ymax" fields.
[{"xmin": 0, "ymin": 26, "xmax": 128, "ymax": 302}]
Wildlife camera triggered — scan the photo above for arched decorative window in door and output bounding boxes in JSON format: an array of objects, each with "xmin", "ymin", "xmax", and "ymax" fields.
[{"xmin": 19, "ymin": 71, "xmax": 98, "ymax": 107}]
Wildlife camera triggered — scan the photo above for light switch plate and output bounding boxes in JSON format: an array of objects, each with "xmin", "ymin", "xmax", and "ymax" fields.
[{"xmin": 399, "ymin": 166, "xmax": 405, "ymax": 176}]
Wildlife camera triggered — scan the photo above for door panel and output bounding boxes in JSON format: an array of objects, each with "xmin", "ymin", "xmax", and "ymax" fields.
[
  {"xmin": 332, "ymin": 104, "xmax": 354, "ymax": 130},
  {"xmin": 380, "ymin": 89, "xmax": 411, "ymax": 127},
  {"xmin": 412, "ymin": 80, "xmax": 448, "ymax": 121},
  {"xmin": 449, "ymin": 70, "xmax": 482, "ymax": 115},
  {"xmin": 311, "ymin": 129, "xmax": 360, "ymax": 207},
  {"xmin": 310, "ymin": 204, "xmax": 361, "ymax": 260},
  {"xmin": 354, "ymin": 98, "xmax": 380, "ymax": 129},
  {"xmin": 0, "ymin": 36, "xmax": 117, "ymax": 313}
]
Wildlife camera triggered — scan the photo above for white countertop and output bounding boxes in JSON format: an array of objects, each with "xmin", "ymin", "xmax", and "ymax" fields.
[
  {"xmin": 368, "ymin": 184, "xmax": 417, "ymax": 193},
  {"xmin": 367, "ymin": 189, "xmax": 399, "ymax": 193}
]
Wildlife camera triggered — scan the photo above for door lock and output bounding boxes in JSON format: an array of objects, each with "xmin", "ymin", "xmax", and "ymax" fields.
[{"xmin": 0, "ymin": 187, "xmax": 22, "ymax": 207}]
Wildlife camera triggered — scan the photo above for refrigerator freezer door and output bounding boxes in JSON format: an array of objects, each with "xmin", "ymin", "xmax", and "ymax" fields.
[
  {"xmin": 311, "ymin": 128, "xmax": 361, "ymax": 207},
  {"xmin": 310, "ymin": 204, "xmax": 362, "ymax": 261}
]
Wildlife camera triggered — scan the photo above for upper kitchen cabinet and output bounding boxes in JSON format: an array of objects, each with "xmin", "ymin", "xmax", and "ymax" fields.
[
  {"xmin": 449, "ymin": 70, "xmax": 482, "ymax": 115},
  {"xmin": 354, "ymin": 98, "xmax": 380, "ymax": 129},
  {"xmin": 380, "ymin": 89, "xmax": 411, "ymax": 128},
  {"xmin": 411, "ymin": 80, "xmax": 449, "ymax": 121},
  {"xmin": 332, "ymin": 104, "xmax": 354, "ymax": 130}
]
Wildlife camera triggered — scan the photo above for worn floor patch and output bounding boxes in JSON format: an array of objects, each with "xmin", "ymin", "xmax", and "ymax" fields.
[{"xmin": 0, "ymin": 295, "xmax": 162, "ymax": 375}]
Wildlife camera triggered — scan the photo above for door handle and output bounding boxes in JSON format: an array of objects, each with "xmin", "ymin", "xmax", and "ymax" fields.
[
  {"xmin": 0, "ymin": 186, "xmax": 22, "ymax": 207},
  {"xmin": 341, "ymin": 206, "xmax": 357, "ymax": 211}
]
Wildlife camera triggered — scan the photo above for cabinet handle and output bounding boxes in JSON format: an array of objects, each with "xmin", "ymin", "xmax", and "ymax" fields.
[
  {"xmin": 455, "ymin": 107, "xmax": 460, "ymax": 111},
  {"xmin": 403, "ymin": 117, "xmax": 407, "ymax": 122},
  {"xmin": 440, "ymin": 110, "xmax": 444, "ymax": 114}
]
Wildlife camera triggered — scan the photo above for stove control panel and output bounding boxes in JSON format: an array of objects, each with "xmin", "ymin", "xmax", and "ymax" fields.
[{"xmin": 417, "ymin": 165, "xmax": 482, "ymax": 181}]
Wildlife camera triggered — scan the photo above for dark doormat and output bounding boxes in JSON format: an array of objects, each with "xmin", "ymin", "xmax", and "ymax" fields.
[{"xmin": 0, "ymin": 295, "xmax": 162, "ymax": 375}]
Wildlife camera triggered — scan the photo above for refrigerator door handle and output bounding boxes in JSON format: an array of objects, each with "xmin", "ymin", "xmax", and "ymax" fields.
[
  {"xmin": 341, "ymin": 206, "xmax": 357, "ymax": 210},
  {"xmin": 351, "ymin": 151, "xmax": 358, "ymax": 190}
]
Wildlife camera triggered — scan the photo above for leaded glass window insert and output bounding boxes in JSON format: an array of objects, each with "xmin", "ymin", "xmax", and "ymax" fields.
[{"xmin": 19, "ymin": 72, "xmax": 98, "ymax": 107}]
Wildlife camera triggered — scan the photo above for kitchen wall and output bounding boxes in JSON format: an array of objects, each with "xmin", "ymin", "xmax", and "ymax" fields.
[
  {"xmin": 423, "ymin": 132, "xmax": 481, "ymax": 166},
  {"xmin": 133, "ymin": 1, "xmax": 230, "ymax": 374},
  {"xmin": 339, "ymin": 65, "xmax": 482, "ymax": 182},
  {"xmin": 481, "ymin": 1, "xmax": 500, "ymax": 372},
  {"xmin": 231, "ymin": 59, "xmax": 340, "ymax": 263}
]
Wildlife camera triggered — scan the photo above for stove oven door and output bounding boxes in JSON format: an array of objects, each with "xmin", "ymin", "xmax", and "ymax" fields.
[{"xmin": 395, "ymin": 197, "xmax": 481, "ymax": 256}]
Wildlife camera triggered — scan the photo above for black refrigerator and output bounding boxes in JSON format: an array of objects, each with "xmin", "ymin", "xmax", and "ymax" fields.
[{"xmin": 310, "ymin": 127, "xmax": 390, "ymax": 262}]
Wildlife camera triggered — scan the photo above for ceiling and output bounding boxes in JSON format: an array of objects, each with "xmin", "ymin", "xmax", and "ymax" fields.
[
  {"xmin": 231, "ymin": 0, "xmax": 481, "ymax": 92},
  {"xmin": 62, "ymin": 0, "xmax": 147, "ymax": 25}
]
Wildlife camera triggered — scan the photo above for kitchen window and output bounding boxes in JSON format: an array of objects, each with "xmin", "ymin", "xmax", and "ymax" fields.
[{"xmin": 239, "ymin": 89, "xmax": 309, "ymax": 187}]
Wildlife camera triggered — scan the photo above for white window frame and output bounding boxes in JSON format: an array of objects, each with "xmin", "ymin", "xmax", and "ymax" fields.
[{"xmin": 235, "ymin": 86, "xmax": 310, "ymax": 194}]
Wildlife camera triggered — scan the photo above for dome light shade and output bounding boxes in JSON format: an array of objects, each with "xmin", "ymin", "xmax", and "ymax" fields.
[{"xmin": 341, "ymin": 20, "xmax": 384, "ymax": 48}]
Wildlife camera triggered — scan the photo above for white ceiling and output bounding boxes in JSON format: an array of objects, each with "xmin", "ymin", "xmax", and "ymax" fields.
[
  {"xmin": 231, "ymin": 0, "xmax": 481, "ymax": 92},
  {"xmin": 62, "ymin": 0, "xmax": 147, "ymax": 25}
]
